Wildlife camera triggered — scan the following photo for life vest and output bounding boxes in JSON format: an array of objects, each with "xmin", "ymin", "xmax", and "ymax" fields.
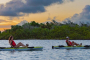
[
  {"xmin": 11, "ymin": 40, "xmax": 16, "ymax": 47},
  {"xmin": 66, "ymin": 40, "xmax": 72, "ymax": 46}
]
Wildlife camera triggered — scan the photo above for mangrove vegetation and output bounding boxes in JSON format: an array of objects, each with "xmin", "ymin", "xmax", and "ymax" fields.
[{"xmin": 0, "ymin": 20, "xmax": 90, "ymax": 40}]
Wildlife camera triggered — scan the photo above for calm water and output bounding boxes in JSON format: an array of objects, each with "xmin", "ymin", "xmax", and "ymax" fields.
[{"xmin": 0, "ymin": 40, "xmax": 90, "ymax": 60}]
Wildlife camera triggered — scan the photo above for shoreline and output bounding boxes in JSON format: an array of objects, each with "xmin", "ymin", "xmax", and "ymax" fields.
[{"xmin": 0, "ymin": 39, "xmax": 90, "ymax": 40}]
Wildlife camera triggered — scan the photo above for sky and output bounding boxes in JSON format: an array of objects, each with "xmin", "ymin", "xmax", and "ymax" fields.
[{"xmin": 0, "ymin": 0, "xmax": 90, "ymax": 31}]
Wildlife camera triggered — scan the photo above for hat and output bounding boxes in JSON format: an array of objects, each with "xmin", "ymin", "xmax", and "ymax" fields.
[{"xmin": 66, "ymin": 36, "xmax": 69, "ymax": 38}]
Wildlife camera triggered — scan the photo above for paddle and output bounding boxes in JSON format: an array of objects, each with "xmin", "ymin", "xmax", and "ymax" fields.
[
  {"xmin": 52, "ymin": 45, "xmax": 64, "ymax": 49},
  {"xmin": 84, "ymin": 45, "xmax": 90, "ymax": 47},
  {"xmin": 58, "ymin": 45, "xmax": 65, "ymax": 47},
  {"xmin": 28, "ymin": 47, "xmax": 34, "ymax": 48},
  {"xmin": 0, "ymin": 47, "xmax": 6, "ymax": 49}
]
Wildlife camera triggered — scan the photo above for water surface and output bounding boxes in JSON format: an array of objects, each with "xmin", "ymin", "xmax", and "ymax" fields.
[{"xmin": 0, "ymin": 40, "xmax": 90, "ymax": 60}]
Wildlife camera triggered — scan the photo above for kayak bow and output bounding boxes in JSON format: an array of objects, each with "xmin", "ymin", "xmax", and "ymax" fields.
[{"xmin": 0, "ymin": 46, "xmax": 43, "ymax": 51}]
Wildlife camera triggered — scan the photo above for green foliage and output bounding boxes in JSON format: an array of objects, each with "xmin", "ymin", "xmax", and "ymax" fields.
[
  {"xmin": 0, "ymin": 31, "xmax": 1, "ymax": 34},
  {"xmin": 0, "ymin": 20, "xmax": 90, "ymax": 40},
  {"xmin": 30, "ymin": 21, "xmax": 40, "ymax": 27}
]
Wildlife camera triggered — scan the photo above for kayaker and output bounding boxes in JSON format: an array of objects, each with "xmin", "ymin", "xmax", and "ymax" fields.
[
  {"xmin": 9, "ymin": 36, "xmax": 29, "ymax": 48},
  {"xmin": 66, "ymin": 36, "xmax": 82, "ymax": 46}
]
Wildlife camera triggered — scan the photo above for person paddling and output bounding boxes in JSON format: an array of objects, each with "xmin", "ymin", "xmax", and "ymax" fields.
[
  {"xmin": 66, "ymin": 36, "xmax": 82, "ymax": 46},
  {"xmin": 9, "ymin": 36, "xmax": 29, "ymax": 48}
]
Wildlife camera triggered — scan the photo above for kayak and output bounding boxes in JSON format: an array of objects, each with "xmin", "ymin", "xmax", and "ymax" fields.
[
  {"xmin": 52, "ymin": 45, "xmax": 90, "ymax": 49},
  {"xmin": 0, "ymin": 46, "xmax": 43, "ymax": 51}
]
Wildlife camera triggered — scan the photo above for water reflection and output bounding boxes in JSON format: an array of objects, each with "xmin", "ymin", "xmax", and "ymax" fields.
[{"xmin": 9, "ymin": 51, "xmax": 16, "ymax": 54}]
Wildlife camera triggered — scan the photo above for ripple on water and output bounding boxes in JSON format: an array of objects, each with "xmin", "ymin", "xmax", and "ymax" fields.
[{"xmin": 0, "ymin": 40, "xmax": 90, "ymax": 60}]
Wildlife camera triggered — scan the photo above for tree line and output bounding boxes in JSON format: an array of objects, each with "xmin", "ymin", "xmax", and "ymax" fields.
[{"xmin": 0, "ymin": 20, "xmax": 90, "ymax": 40}]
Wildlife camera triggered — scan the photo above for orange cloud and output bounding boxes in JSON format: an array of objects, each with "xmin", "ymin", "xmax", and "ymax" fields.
[{"xmin": 0, "ymin": 19, "xmax": 20, "ymax": 31}]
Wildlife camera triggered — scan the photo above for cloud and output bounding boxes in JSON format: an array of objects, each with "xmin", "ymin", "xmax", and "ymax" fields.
[
  {"xmin": 80, "ymin": 5, "xmax": 90, "ymax": 20},
  {"xmin": 64, "ymin": 5, "xmax": 90, "ymax": 24},
  {"xmin": 0, "ymin": 0, "xmax": 74, "ymax": 16},
  {"xmin": 0, "ymin": 25, "xmax": 11, "ymax": 28},
  {"xmin": 0, "ymin": 19, "xmax": 11, "ymax": 30},
  {"xmin": 0, "ymin": 19, "xmax": 8, "ymax": 23},
  {"xmin": 17, "ymin": 20, "xmax": 28, "ymax": 26},
  {"xmin": 0, "ymin": 19, "xmax": 13, "ymax": 24},
  {"xmin": 47, "ymin": 16, "xmax": 57, "ymax": 20},
  {"xmin": 0, "ymin": 19, "xmax": 19, "ymax": 26},
  {"xmin": 0, "ymin": 25, "xmax": 11, "ymax": 32},
  {"xmin": 53, "ymin": 16, "xmax": 57, "ymax": 20},
  {"xmin": 47, "ymin": 17, "xmax": 51, "ymax": 20}
]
